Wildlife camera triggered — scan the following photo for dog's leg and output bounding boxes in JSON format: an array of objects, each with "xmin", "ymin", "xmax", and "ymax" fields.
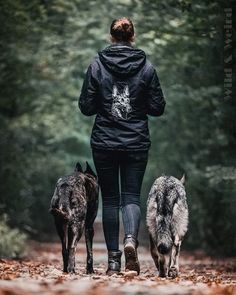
[
  {"xmin": 67, "ymin": 225, "xmax": 78, "ymax": 273},
  {"xmin": 55, "ymin": 220, "xmax": 68, "ymax": 272},
  {"xmin": 149, "ymin": 234, "xmax": 159, "ymax": 271},
  {"xmin": 85, "ymin": 199, "xmax": 98, "ymax": 274},
  {"xmin": 158, "ymin": 253, "xmax": 170, "ymax": 277},
  {"xmin": 85, "ymin": 227, "xmax": 94, "ymax": 274},
  {"xmin": 168, "ymin": 241, "xmax": 181, "ymax": 278},
  {"xmin": 175, "ymin": 242, "xmax": 181, "ymax": 271}
]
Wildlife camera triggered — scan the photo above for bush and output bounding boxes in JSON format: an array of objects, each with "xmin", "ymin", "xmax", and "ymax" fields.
[{"xmin": 0, "ymin": 215, "xmax": 27, "ymax": 258}]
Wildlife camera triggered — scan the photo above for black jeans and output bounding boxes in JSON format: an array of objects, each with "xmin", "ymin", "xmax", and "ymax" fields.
[{"xmin": 92, "ymin": 149, "xmax": 148, "ymax": 251}]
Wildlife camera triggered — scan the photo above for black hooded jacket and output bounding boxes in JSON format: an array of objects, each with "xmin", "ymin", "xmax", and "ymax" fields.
[{"xmin": 79, "ymin": 42, "xmax": 166, "ymax": 151}]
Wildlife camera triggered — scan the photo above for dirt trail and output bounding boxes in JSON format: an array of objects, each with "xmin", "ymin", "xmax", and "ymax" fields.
[{"xmin": 0, "ymin": 241, "xmax": 236, "ymax": 295}]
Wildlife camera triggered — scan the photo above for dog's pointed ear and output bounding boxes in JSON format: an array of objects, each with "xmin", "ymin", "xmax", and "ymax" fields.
[
  {"xmin": 112, "ymin": 85, "xmax": 118, "ymax": 97},
  {"xmin": 124, "ymin": 85, "xmax": 129, "ymax": 96},
  {"xmin": 74, "ymin": 162, "xmax": 83, "ymax": 173},
  {"xmin": 180, "ymin": 174, "xmax": 186, "ymax": 185},
  {"xmin": 85, "ymin": 161, "xmax": 97, "ymax": 178}
]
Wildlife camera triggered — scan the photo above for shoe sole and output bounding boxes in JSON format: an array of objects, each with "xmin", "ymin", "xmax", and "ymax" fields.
[{"xmin": 124, "ymin": 242, "xmax": 140, "ymax": 274}]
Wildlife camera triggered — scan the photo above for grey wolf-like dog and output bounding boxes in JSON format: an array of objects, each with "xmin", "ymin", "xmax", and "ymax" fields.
[
  {"xmin": 49, "ymin": 162, "xmax": 99, "ymax": 274},
  {"xmin": 146, "ymin": 175, "xmax": 188, "ymax": 278}
]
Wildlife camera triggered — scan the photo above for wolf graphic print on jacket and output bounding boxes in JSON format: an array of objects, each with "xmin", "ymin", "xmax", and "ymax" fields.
[{"xmin": 111, "ymin": 84, "xmax": 132, "ymax": 120}]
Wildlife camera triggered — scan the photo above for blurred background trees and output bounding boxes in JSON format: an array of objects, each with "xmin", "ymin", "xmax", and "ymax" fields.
[{"xmin": 0, "ymin": 0, "xmax": 235, "ymax": 256}]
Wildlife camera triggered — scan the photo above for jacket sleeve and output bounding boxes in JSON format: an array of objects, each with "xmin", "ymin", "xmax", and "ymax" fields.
[
  {"xmin": 79, "ymin": 62, "xmax": 99, "ymax": 116},
  {"xmin": 145, "ymin": 67, "xmax": 166, "ymax": 116}
]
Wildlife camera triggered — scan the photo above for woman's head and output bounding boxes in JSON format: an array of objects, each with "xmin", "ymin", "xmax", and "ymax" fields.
[{"xmin": 110, "ymin": 17, "xmax": 135, "ymax": 43}]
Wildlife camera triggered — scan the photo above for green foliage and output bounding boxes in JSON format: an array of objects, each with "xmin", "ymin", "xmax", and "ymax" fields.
[
  {"xmin": 0, "ymin": 0, "xmax": 235, "ymax": 255},
  {"xmin": 0, "ymin": 215, "xmax": 27, "ymax": 258}
]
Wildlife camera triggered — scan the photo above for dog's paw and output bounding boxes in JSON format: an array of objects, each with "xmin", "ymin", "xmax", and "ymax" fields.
[
  {"xmin": 158, "ymin": 271, "xmax": 167, "ymax": 278},
  {"xmin": 67, "ymin": 266, "xmax": 76, "ymax": 274},
  {"xmin": 86, "ymin": 267, "xmax": 94, "ymax": 274},
  {"xmin": 168, "ymin": 267, "xmax": 178, "ymax": 279}
]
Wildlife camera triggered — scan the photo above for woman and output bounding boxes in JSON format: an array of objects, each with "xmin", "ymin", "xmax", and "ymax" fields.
[{"xmin": 79, "ymin": 17, "xmax": 166, "ymax": 275}]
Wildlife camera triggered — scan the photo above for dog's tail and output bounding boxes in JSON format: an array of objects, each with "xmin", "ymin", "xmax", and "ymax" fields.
[
  {"xmin": 49, "ymin": 207, "xmax": 70, "ymax": 221},
  {"xmin": 155, "ymin": 178, "xmax": 174, "ymax": 255},
  {"xmin": 155, "ymin": 213, "xmax": 173, "ymax": 255},
  {"xmin": 50, "ymin": 183, "xmax": 72, "ymax": 221},
  {"xmin": 157, "ymin": 228, "xmax": 173, "ymax": 255}
]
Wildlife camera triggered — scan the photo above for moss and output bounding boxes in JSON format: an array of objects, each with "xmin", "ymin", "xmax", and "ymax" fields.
[{"xmin": 0, "ymin": 215, "xmax": 27, "ymax": 258}]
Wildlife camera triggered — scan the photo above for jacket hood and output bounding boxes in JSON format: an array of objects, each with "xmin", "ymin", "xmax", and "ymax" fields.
[{"xmin": 98, "ymin": 43, "xmax": 146, "ymax": 77}]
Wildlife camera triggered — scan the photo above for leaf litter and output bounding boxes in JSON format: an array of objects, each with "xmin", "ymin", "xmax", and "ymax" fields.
[{"xmin": 0, "ymin": 241, "xmax": 235, "ymax": 295}]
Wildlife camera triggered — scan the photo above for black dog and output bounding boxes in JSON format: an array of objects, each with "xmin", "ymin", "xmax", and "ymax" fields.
[{"xmin": 49, "ymin": 162, "xmax": 99, "ymax": 274}]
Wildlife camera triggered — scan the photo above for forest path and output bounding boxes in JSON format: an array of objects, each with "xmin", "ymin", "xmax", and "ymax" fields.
[{"xmin": 0, "ymin": 241, "xmax": 235, "ymax": 295}]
